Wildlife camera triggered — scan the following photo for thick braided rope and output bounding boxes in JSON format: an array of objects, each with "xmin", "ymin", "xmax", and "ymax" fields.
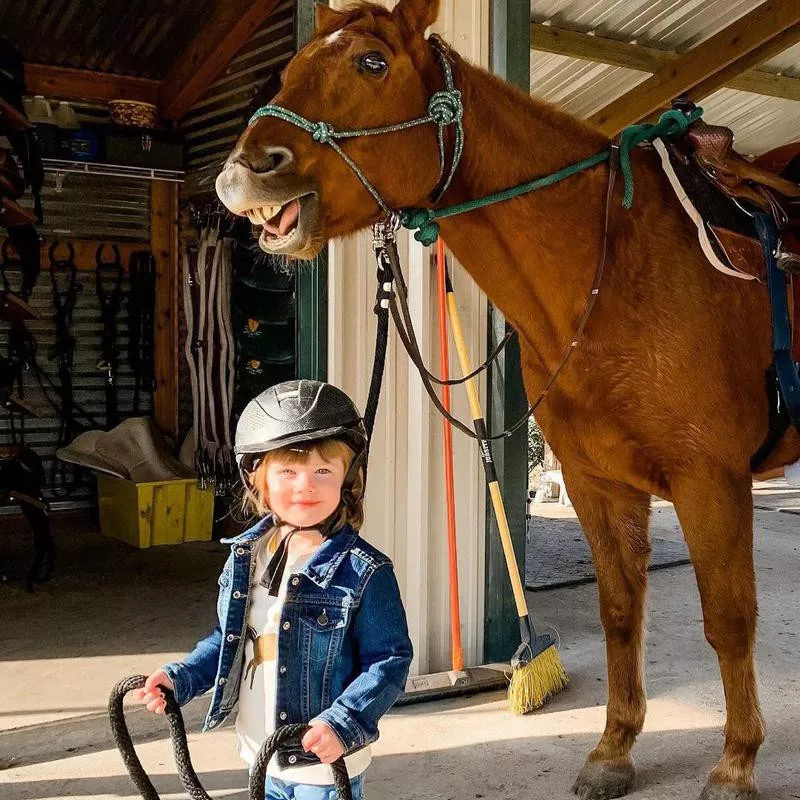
[
  {"xmin": 110, "ymin": 675, "xmax": 352, "ymax": 800},
  {"xmin": 109, "ymin": 674, "xmax": 212, "ymax": 800},
  {"xmin": 250, "ymin": 723, "xmax": 353, "ymax": 800}
]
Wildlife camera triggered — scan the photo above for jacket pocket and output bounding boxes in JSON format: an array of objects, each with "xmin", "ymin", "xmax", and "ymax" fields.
[{"xmin": 299, "ymin": 604, "xmax": 348, "ymax": 663}]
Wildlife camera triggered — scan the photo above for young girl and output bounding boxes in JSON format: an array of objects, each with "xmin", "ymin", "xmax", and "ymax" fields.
[{"xmin": 136, "ymin": 380, "xmax": 413, "ymax": 800}]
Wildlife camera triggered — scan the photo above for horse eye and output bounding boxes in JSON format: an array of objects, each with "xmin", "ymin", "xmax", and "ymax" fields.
[{"xmin": 359, "ymin": 52, "xmax": 387, "ymax": 74}]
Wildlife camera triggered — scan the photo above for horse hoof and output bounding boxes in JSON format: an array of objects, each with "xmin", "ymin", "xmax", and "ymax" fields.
[
  {"xmin": 699, "ymin": 781, "xmax": 757, "ymax": 800},
  {"xmin": 572, "ymin": 760, "xmax": 635, "ymax": 800}
]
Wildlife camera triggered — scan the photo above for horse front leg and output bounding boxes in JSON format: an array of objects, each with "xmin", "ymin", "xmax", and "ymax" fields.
[
  {"xmin": 565, "ymin": 471, "xmax": 651, "ymax": 800},
  {"xmin": 672, "ymin": 469, "xmax": 764, "ymax": 800}
]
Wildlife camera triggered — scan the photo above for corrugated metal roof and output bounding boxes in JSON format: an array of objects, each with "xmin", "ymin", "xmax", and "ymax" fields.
[
  {"xmin": 181, "ymin": 0, "xmax": 295, "ymax": 188},
  {"xmin": 0, "ymin": 0, "xmax": 218, "ymax": 79},
  {"xmin": 530, "ymin": 0, "xmax": 800, "ymax": 155},
  {"xmin": 531, "ymin": 0, "xmax": 763, "ymax": 50}
]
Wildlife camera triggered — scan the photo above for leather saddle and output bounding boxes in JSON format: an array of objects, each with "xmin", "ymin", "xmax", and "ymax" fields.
[
  {"xmin": 663, "ymin": 112, "xmax": 800, "ymax": 281},
  {"xmin": 657, "ymin": 105, "xmax": 800, "ymax": 360}
]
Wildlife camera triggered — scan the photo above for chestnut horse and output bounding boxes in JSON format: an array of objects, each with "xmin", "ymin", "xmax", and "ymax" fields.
[{"xmin": 215, "ymin": 1, "xmax": 800, "ymax": 797}]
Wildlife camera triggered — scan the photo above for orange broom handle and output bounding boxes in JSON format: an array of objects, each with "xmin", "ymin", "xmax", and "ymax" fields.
[{"xmin": 436, "ymin": 238, "xmax": 463, "ymax": 671}]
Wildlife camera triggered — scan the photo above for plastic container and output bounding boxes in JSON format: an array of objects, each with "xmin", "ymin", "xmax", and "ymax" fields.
[{"xmin": 96, "ymin": 473, "xmax": 214, "ymax": 548}]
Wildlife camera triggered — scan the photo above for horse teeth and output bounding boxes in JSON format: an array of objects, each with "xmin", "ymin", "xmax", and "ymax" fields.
[{"xmin": 245, "ymin": 204, "xmax": 284, "ymax": 225}]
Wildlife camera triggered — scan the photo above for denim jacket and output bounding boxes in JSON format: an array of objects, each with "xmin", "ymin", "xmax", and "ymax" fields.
[{"xmin": 163, "ymin": 516, "xmax": 413, "ymax": 769}]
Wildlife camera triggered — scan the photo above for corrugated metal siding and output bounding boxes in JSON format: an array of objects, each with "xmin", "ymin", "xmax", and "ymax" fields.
[
  {"xmin": 180, "ymin": 0, "xmax": 295, "ymax": 183},
  {"xmin": 0, "ymin": 269, "xmax": 153, "ymax": 503},
  {"xmin": 20, "ymin": 172, "xmax": 151, "ymax": 242},
  {"xmin": 1, "ymin": 172, "xmax": 152, "ymax": 504},
  {"xmin": 529, "ymin": 1, "xmax": 800, "ymax": 156},
  {"xmin": 0, "ymin": 0, "xmax": 217, "ymax": 79}
]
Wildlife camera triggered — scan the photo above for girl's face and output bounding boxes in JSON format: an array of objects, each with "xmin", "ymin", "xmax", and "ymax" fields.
[{"xmin": 265, "ymin": 448, "xmax": 346, "ymax": 529}]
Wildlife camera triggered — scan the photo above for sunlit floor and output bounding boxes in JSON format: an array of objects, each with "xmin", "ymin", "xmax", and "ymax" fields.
[{"xmin": 2, "ymin": 483, "xmax": 799, "ymax": 800}]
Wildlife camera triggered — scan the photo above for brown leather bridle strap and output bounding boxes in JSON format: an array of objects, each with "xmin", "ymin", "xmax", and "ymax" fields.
[{"xmin": 376, "ymin": 144, "xmax": 619, "ymax": 441}]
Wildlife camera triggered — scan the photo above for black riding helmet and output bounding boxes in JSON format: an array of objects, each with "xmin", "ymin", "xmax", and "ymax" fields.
[{"xmin": 235, "ymin": 380, "xmax": 368, "ymax": 532}]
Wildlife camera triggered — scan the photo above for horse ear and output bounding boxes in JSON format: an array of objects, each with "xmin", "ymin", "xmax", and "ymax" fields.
[
  {"xmin": 315, "ymin": 3, "xmax": 345, "ymax": 35},
  {"xmin": 392, "ymin": 0, "xmax": 440, "ymax": 37}
]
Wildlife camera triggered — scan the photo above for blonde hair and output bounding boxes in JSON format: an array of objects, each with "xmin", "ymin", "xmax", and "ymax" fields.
[{"xmin": 241, "ymin": 437, "xmax": 365, "ymax": 531}]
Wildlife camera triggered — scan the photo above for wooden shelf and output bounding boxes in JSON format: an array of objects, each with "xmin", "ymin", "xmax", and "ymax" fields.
[
  {"xmin": 0, "ymin": 290, "xmax": 38, "ymax": 322},
  {"xmin": 0, "ymin": 197, "xmax": 36, "ymax": 228},
  {"xmin": 0, "ymin": 98, "xmax": 32, "ymax": 134}
]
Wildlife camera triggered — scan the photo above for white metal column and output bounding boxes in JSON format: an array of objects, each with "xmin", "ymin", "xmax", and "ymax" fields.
[{"xmin": 328, "ymin": 0, "xmax": 490, "ymax": 676}]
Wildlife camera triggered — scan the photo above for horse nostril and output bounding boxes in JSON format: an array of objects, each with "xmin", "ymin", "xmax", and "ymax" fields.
[{"xmin": 231, "ymin": 147, "xmax": 293, "ymax": 175}]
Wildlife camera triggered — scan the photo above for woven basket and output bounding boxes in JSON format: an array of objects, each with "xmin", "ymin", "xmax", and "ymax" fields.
[{"xmin": 109, "ymin": 100, "xmax": 158, "ymax": 128}]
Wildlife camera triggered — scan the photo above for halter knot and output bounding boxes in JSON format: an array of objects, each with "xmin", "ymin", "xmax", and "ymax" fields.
[
  {"xmin": 312, "ymin": 122, "xmax": 334, "ymax": 143},
  {"xmin": 428, "ymin": 90, "xmax": 463, "ymax": 127},
  {"xmin": 400, "ymin": 208, "xmax": 440, "ymax": 246}
]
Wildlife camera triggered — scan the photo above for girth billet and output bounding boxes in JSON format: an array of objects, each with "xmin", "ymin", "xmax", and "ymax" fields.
[{"xmin": 183, "ymin": 226, "xmax": 236, "ymax": 493}]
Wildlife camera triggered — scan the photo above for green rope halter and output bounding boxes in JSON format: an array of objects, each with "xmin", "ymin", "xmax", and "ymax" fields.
[{"xmin": 248, "ymin": 36, "xmax": 464, "ymax": 215}]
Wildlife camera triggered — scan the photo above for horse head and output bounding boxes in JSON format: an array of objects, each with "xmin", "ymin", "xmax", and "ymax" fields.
[{"xmin": 216, "ymin": 0, "xmax": 447, "ymax": 259}]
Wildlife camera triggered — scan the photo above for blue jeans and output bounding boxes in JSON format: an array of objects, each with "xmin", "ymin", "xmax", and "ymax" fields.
[{"xmin": 264, "ymin": 773, "xmax": 364, "ymax": 800}]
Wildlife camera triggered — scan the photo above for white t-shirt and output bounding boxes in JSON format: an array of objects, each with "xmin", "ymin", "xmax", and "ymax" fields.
[{"xmin": 236, "ymin": 534, "xmax": 372, "ymax": 784}]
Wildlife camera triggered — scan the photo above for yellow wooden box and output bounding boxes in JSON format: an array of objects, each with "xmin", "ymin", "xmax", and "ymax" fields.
[{"xmin": 96, "ymin": 473, "xmax": 214, "ymax": 548}]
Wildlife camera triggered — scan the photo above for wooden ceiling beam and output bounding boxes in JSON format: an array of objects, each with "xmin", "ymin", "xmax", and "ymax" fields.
[
  {"xmin": 24, "ymin": 64, "xmax": 161, "ymax": 105},
  {"xmin": 584, "ymin": 0, "xmax": 800, "ymax": 136},
  {"xmin": 159, "ymin": 0, "xmax": 281, "ymax": 121},
  {"xmin": 531, "ymin": 23, "xmax": 800, "ymax": 103}
]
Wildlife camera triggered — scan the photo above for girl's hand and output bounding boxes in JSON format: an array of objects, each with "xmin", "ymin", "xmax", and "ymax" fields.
[
  {"xmin": 133, "ymin": 670, "xmax": 174, "ymax": 715},
  {"xmin": 301, "ymin": 719, "xmax": 345, "ymax": 763}
]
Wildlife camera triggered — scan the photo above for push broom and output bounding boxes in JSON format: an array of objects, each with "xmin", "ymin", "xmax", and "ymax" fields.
[
  {"xmin": 397, "ymin": 240, "xmax": 509, "ymax": 704},
  {"xmin": 441, "ymin": 244, "xmax": 568, "ymax": 713}
]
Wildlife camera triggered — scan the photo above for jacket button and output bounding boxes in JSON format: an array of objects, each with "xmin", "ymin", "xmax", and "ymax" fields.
[
  {"xmin": 226, "ymin": 634, "xmax": 236, "ymax": 642},
  {"xmin": 208, "ymin": 719, "xmax": 216, "ymax": 728},
  {"xmin": 279, "ymin": 711, "xmax": 287, "ymax": 720},
  {"xmin": 233, "ymin": 591, "xmax": 242, "ymax": 599},
  {"xmin": 282, "ymin": 621, "xmax": 290, "ymax": 630},
  {"xmin": 218, "ymin": 678, "xmax": 227, "ymax": 685},
  {"xmin": 288, "ymin": 755, "xmax": 297, "ymax": 764},
  {"xmin": 236, "ymin": 547, "xmax": 245, "ymax": 555},
  {"xmin": 291, "ymin": 577, "xmax": 300, "ymax": 586},
  {"xmin": 279, "ymin": 665, "xmax": 287, "ymax": 674}
]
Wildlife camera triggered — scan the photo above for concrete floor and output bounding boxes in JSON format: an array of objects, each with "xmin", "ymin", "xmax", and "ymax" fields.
[{"xmin": 1, "ymin": 482, "xmax": 799, "ymax": 800}]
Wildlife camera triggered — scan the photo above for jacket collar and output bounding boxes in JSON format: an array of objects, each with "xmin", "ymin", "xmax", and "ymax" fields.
[{"xmin": 222, "ymin": 517, "xmax": 358, "ymax": 589}]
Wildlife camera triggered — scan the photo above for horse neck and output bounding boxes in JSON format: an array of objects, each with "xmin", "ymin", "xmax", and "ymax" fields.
[{"xmin": 433, "ymin": 53, "xmax": 613, "ymax": 354}]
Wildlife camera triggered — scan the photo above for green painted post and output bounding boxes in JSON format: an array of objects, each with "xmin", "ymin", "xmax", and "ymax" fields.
[
  {"xmin": 296, "ymin": 0, "xmax": 328, "ymax": 381},
  {"xmin": 484, "ymin": 0, "xmax": 531, "ymax": 663}
]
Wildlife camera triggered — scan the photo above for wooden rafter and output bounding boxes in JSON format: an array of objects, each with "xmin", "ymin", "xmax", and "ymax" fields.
[
  {"xmin": 584, "ymin": 0, "xmax": 800, "ymax": 136},
  {"xmin": 159, "ymin": 0, "xmax": 281, "ymax": 121},
  {"xmin": 24, "ymin": 64, "xmax": 160, "ymax": 105},
  {"xmin": 531, "ymin": 23, "xmax": 800, "ymax": 103}
]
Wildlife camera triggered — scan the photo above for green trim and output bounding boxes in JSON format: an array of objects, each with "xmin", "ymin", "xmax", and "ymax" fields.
[
  {"xmin": 483, "ymin": 0, "xmax": 531, "ymax": 665},
  {"xmin": 297, "ymin": 261, "xmax": 328, "ymax": 381},
  {"xmin": 295, "ymin": 0, "xmax": 327, "ymax": 381}
]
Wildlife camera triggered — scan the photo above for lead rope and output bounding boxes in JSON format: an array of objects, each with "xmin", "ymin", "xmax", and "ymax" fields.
[
  {"xmin": 109, "ymin": 675, "xmax": 353, "ymax": 800},
  {"xmin": 371, "ymin": 146, "xmax": 620, "ymax": 442}
]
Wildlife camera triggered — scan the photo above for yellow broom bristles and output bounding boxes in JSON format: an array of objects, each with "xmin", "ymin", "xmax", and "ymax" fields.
[{"xmin": 508, "ymin": 644, "xmax": 568, "ymax": 714}]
